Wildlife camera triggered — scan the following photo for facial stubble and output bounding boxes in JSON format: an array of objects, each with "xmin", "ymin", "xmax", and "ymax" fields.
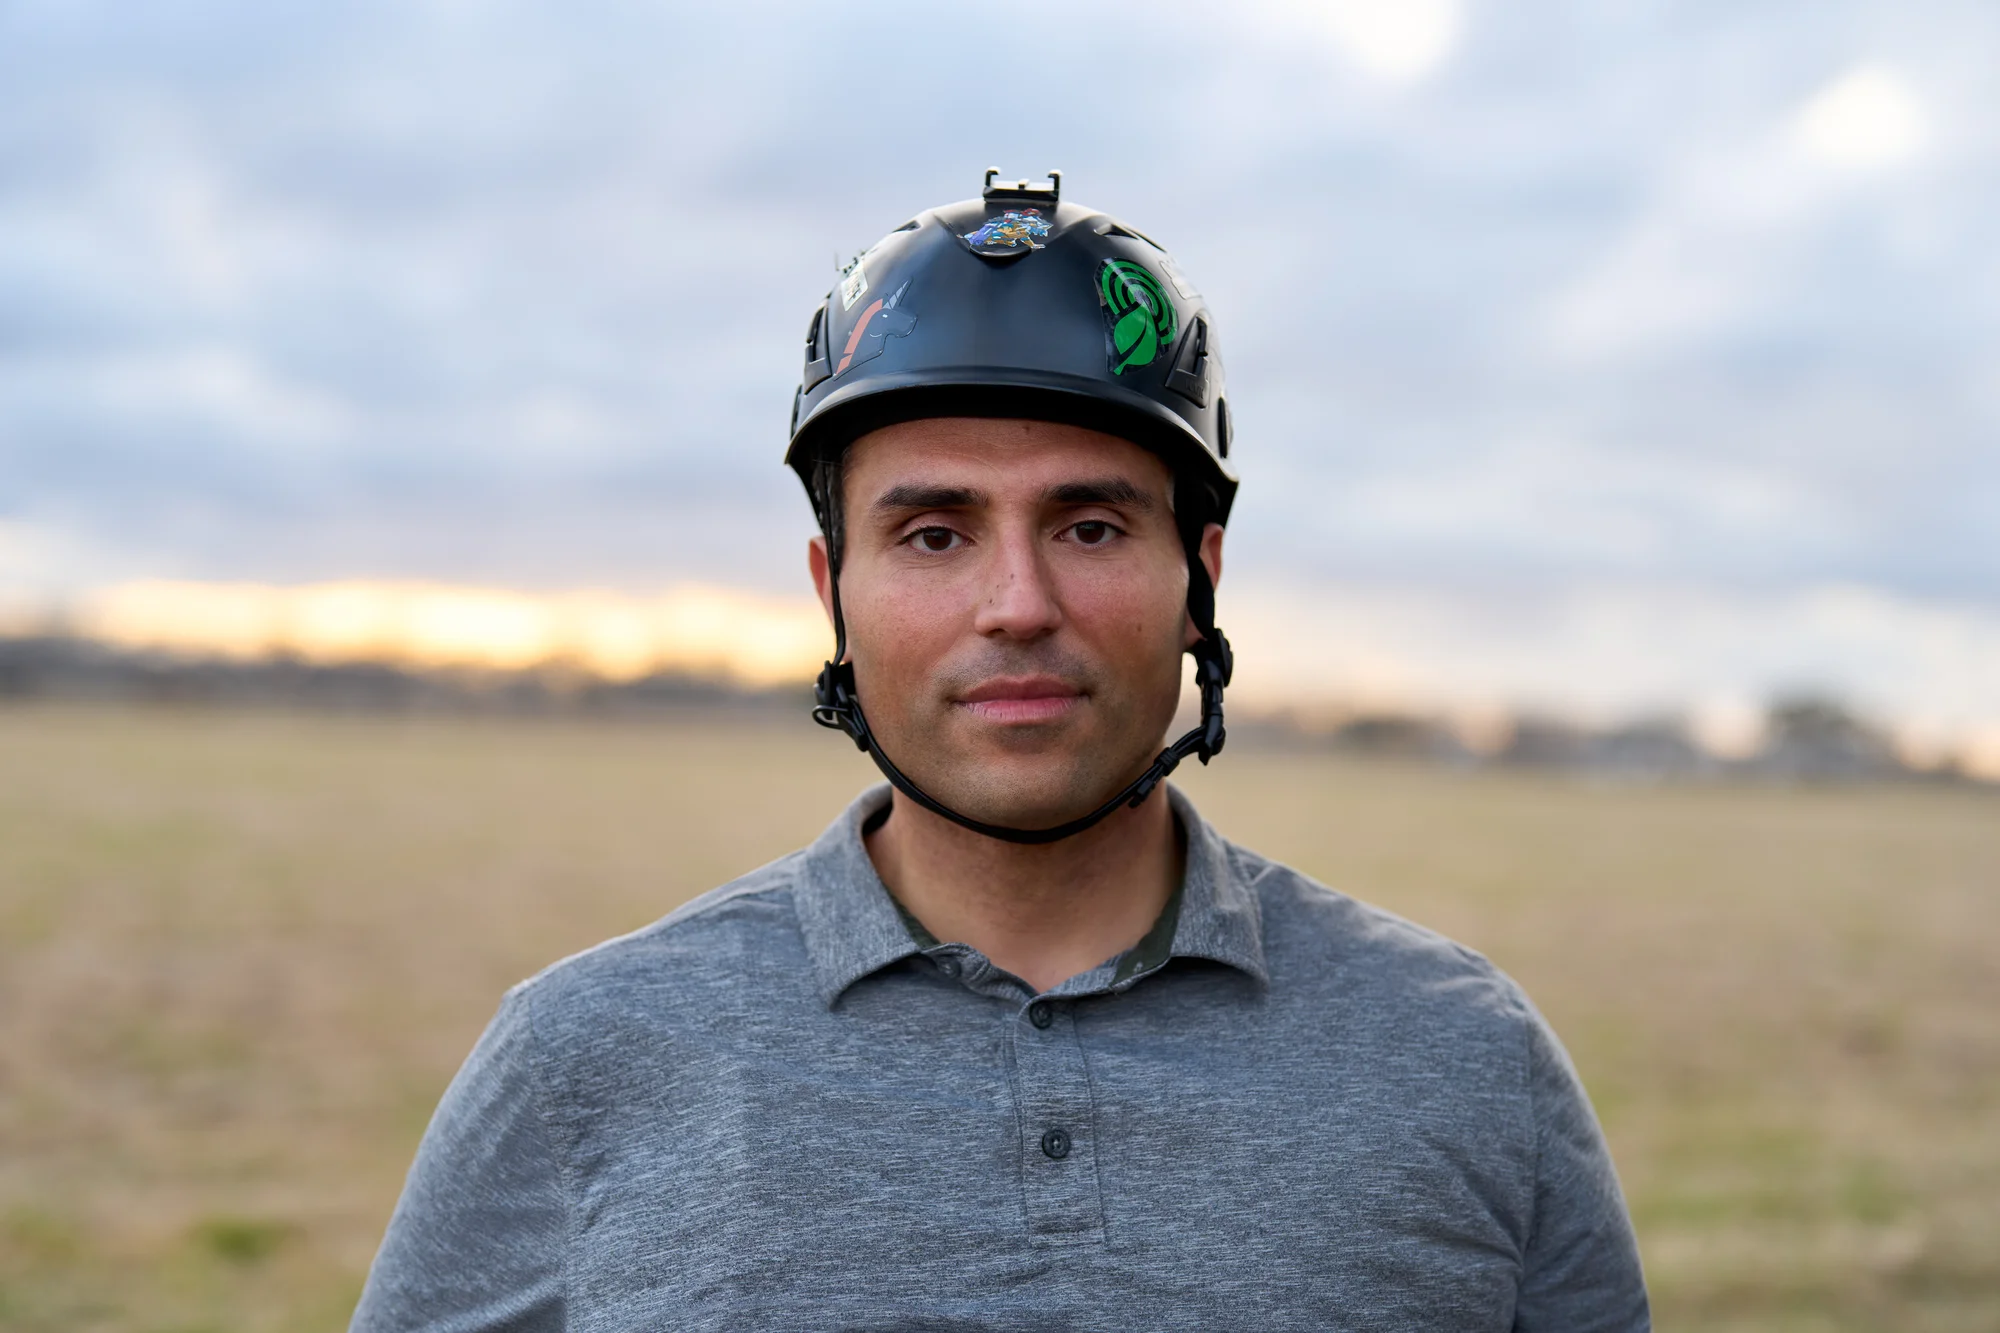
[{"xmin": 874, "ymin": 621, "xmax": 1187, "ymax": 829}]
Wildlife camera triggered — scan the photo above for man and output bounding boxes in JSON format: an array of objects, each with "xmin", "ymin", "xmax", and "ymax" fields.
[{"xmin": 353, "ymin": 171, "xmax": 1649, "ymax": 1330}]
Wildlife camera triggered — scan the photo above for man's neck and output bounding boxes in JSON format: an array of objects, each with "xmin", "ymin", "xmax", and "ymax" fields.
[{"xmin": 863, "ymin": 787, "xmax": 1182, "ymax": 995}]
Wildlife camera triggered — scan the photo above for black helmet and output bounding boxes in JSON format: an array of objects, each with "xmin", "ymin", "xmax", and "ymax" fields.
[
  {"xmin": 789, "ymin": 169, "xmax": 1237, "ymax": 845},
  {"xmin": 787, "ymin": 168, "xmax": 1237, "ymax": 535}
]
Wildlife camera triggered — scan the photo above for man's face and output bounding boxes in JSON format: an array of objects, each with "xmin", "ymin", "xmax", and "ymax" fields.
[{"xmin": 809, "ymin": 417, "xmax": 1220, "ymax": 830}]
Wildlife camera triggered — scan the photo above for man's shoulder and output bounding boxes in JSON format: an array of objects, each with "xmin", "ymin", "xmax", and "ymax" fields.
[
  {"xmin": 505, "ymin": 849, "xmax": 815, "ymax": 1029},
  {"xmin": 1228, "ymin": 840, "xmax": 1532, "ymax": 1026}
]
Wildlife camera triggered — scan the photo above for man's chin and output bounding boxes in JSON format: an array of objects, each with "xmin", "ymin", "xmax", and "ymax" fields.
[{"xmin": 896, "ymin": 751, "xmax": 1147, "ymax": 833}]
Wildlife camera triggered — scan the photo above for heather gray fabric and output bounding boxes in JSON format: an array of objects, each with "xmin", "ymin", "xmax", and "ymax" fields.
[{"xmin": 352, "ymin": 785, "xmax": 1649, "ymax": 1332}]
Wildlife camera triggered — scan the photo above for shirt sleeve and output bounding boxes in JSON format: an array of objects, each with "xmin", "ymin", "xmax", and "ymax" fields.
[
  {"xmin": 1513, "ymin": 1004, "xmax": 1651, "ymax": 1332},
  {"xmin": 350, "ymin": 987, "xmax": 567, "ymax": 1333}
]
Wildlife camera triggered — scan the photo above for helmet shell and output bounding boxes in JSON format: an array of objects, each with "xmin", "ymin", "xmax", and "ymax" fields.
[{"xmin": 785, "ymin": 176, "xmax": 1237, "ymax": 529}]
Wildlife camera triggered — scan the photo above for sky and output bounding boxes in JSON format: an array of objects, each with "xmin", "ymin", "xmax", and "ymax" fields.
[{"xmin": 3, "ymin": 0, "xmax": 1997, "ymax": 752}]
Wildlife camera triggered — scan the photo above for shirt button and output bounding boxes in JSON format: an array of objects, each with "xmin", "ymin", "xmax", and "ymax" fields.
[
  {"xmin": 936, "ymin": 957, "xmax": 960, "ymax": 979},
  {"xmin": 1028, "ymin": 1000, "xmax": 1054, "ymax": 1029},
  {"xmin": 1040, "ymin": 1128, "xmax": 1071, "ymax": 1160}
]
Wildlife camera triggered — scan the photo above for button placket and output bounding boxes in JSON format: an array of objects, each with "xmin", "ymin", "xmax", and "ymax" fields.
[{"xmin": 1008, "ymin": 1001, "xmax": 1104, "ymax": 1243}]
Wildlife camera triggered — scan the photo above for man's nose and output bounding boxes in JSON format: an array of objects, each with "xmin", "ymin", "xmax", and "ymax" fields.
[{"xmin": 971, "ymin": 529, "xmax": 1062, "ymax": 640}]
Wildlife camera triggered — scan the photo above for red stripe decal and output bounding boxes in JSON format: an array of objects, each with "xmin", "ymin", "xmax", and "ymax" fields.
[{"xmin": 836, "ymin": 298, "xmax": 884, "ymax": 375}]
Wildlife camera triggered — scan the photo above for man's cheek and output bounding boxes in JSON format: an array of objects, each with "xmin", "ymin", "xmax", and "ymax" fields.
[
  {"xmin": 1069, "ymin": 584, "xmax": 1179, "ymax": 654},
  {"xmin": 853, "ymin": 605, "xmax": 951, "ymax": 716}
]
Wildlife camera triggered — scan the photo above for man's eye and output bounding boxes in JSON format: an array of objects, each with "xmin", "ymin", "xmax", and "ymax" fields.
[
  {"xmin": 1070, "ymin": 521, "xmax": 1116, "ymax": 546},
  {"xmin": 910, "ymin": 527, "xmax": 960, "ymax": 553}
]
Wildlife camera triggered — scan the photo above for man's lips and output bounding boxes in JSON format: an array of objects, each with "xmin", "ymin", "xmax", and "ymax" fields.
[{"xmin": 954, "ymin": 675, "xmax": 1085, "ymax": 724}]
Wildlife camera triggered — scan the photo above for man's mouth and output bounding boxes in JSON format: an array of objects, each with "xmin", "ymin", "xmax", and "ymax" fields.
[{"xmin": 954, "ymin": 675, "xmax": 1086, "ymax": 725}]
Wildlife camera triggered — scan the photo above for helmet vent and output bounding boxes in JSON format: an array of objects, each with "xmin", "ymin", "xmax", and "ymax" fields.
[
  {"xmin": 1166, "ymin": 316, "xmax": 1212, "ymax": 408},
  {"xmin": 801, "ymin": 304, "xmax": 831, "ymax": 393},
  {"xmin": 1093, "ymin": 218, "xmax": 1166, "ymax": 251}
]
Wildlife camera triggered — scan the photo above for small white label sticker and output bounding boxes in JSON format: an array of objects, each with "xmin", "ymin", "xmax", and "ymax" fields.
[
  {"xmin": 840, "ymin": 264, "xmax": 869, "ymax": 311},
  {"xmin": 1162, "ymin": 257, "xmax": 1201, "ymax": 302}
]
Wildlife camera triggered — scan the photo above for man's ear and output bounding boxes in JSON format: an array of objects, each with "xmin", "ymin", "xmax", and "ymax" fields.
[
  {"xmin": 808, "ymin": 535, "xmax": 836, "ymax": 628},
  {"xmin": 1199, "ymin": 521, "xmax": 1223, "ymax": 592},
  {"xmin": 1182, "ymin": 522, "xmax": 1226, "ymax": 649}
]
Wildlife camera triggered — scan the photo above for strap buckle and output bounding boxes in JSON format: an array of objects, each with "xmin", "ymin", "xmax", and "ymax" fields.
[
  {"xmin": 1193, "ymin": 629, "xmax": 1232, "ymax": 762},
  {"xmin": 812, "ymin": 661, "xmax": 871, "ymax": 751}
]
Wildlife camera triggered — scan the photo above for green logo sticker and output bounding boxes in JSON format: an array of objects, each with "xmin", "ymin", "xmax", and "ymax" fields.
[{"xmin": 1097, "ymin": 258, "xmax": 1178, "ymax": 375}]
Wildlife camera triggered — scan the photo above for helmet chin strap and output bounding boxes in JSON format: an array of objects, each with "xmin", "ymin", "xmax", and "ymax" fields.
[{"xmin": 811, "ymin": 539, "xmax": 1232, "ymax": 846}]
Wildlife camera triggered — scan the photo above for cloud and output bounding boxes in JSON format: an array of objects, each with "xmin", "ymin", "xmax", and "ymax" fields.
[
  {"xmin": 1792, "ymin": 65, "xmax": 1928, "ymax": 171},
  {"xmin": 6, "ymin": 345, "xmax": 353, "ymax": 448},
  {"xmin": 1244, "ymin": 0, "xmax": 1464, "ymax": 82}
]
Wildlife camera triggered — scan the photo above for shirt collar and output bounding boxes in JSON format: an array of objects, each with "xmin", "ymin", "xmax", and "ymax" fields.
[
  {"xmin": 792, "ymin": 784, "xmax": 1268, "ymax": 1008},
  {"xmin": 1161, "ymin": 784, "xmax": 1269, "ymax": 987},
  {"xmin": 791, "ymin": 786, "xmax": 924, "ymax": 1008}
]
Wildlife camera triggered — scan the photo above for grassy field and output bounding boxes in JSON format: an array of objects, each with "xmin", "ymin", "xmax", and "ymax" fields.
[{"xmin": 1, "ymin": 704, "xmax": 1996, "ymax": 1331}]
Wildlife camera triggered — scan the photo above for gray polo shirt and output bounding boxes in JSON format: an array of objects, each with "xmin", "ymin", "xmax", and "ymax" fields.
[{"xmin": 352, "ymin": 786, "xmax": 1648, "ymax": 1331}]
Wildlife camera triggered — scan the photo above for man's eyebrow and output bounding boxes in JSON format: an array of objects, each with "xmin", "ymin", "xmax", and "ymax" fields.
[
  {"xmin": 1046, "ymin": 477, "xmax": 1157, "ymax": 511},
  {"xmin": 871, "ymin": 483, "xmax": 984, "ymax": 515}
]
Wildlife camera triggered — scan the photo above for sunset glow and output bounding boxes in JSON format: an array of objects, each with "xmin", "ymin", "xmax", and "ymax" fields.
[{"xmin": 75, "ymin": 580, "xmax": 833, "ymax": 687}]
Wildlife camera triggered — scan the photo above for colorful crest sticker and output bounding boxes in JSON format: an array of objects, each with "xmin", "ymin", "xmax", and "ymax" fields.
[
  {"xmin": 960, "ymin": 208, "xmax": 1053, "ymax": 256},
  {"xmin": 1097, "ymin": 258, "xmax": 1178, "ymax": 374},
  {"xmin": 835, "ymin": 280, "xmax": 916, "ymax": 377}
]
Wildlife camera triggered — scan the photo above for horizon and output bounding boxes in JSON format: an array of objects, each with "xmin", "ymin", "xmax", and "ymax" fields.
[{"xmin": 7, "ymin": 573, "xmax": 1995, "ymax": 779}]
